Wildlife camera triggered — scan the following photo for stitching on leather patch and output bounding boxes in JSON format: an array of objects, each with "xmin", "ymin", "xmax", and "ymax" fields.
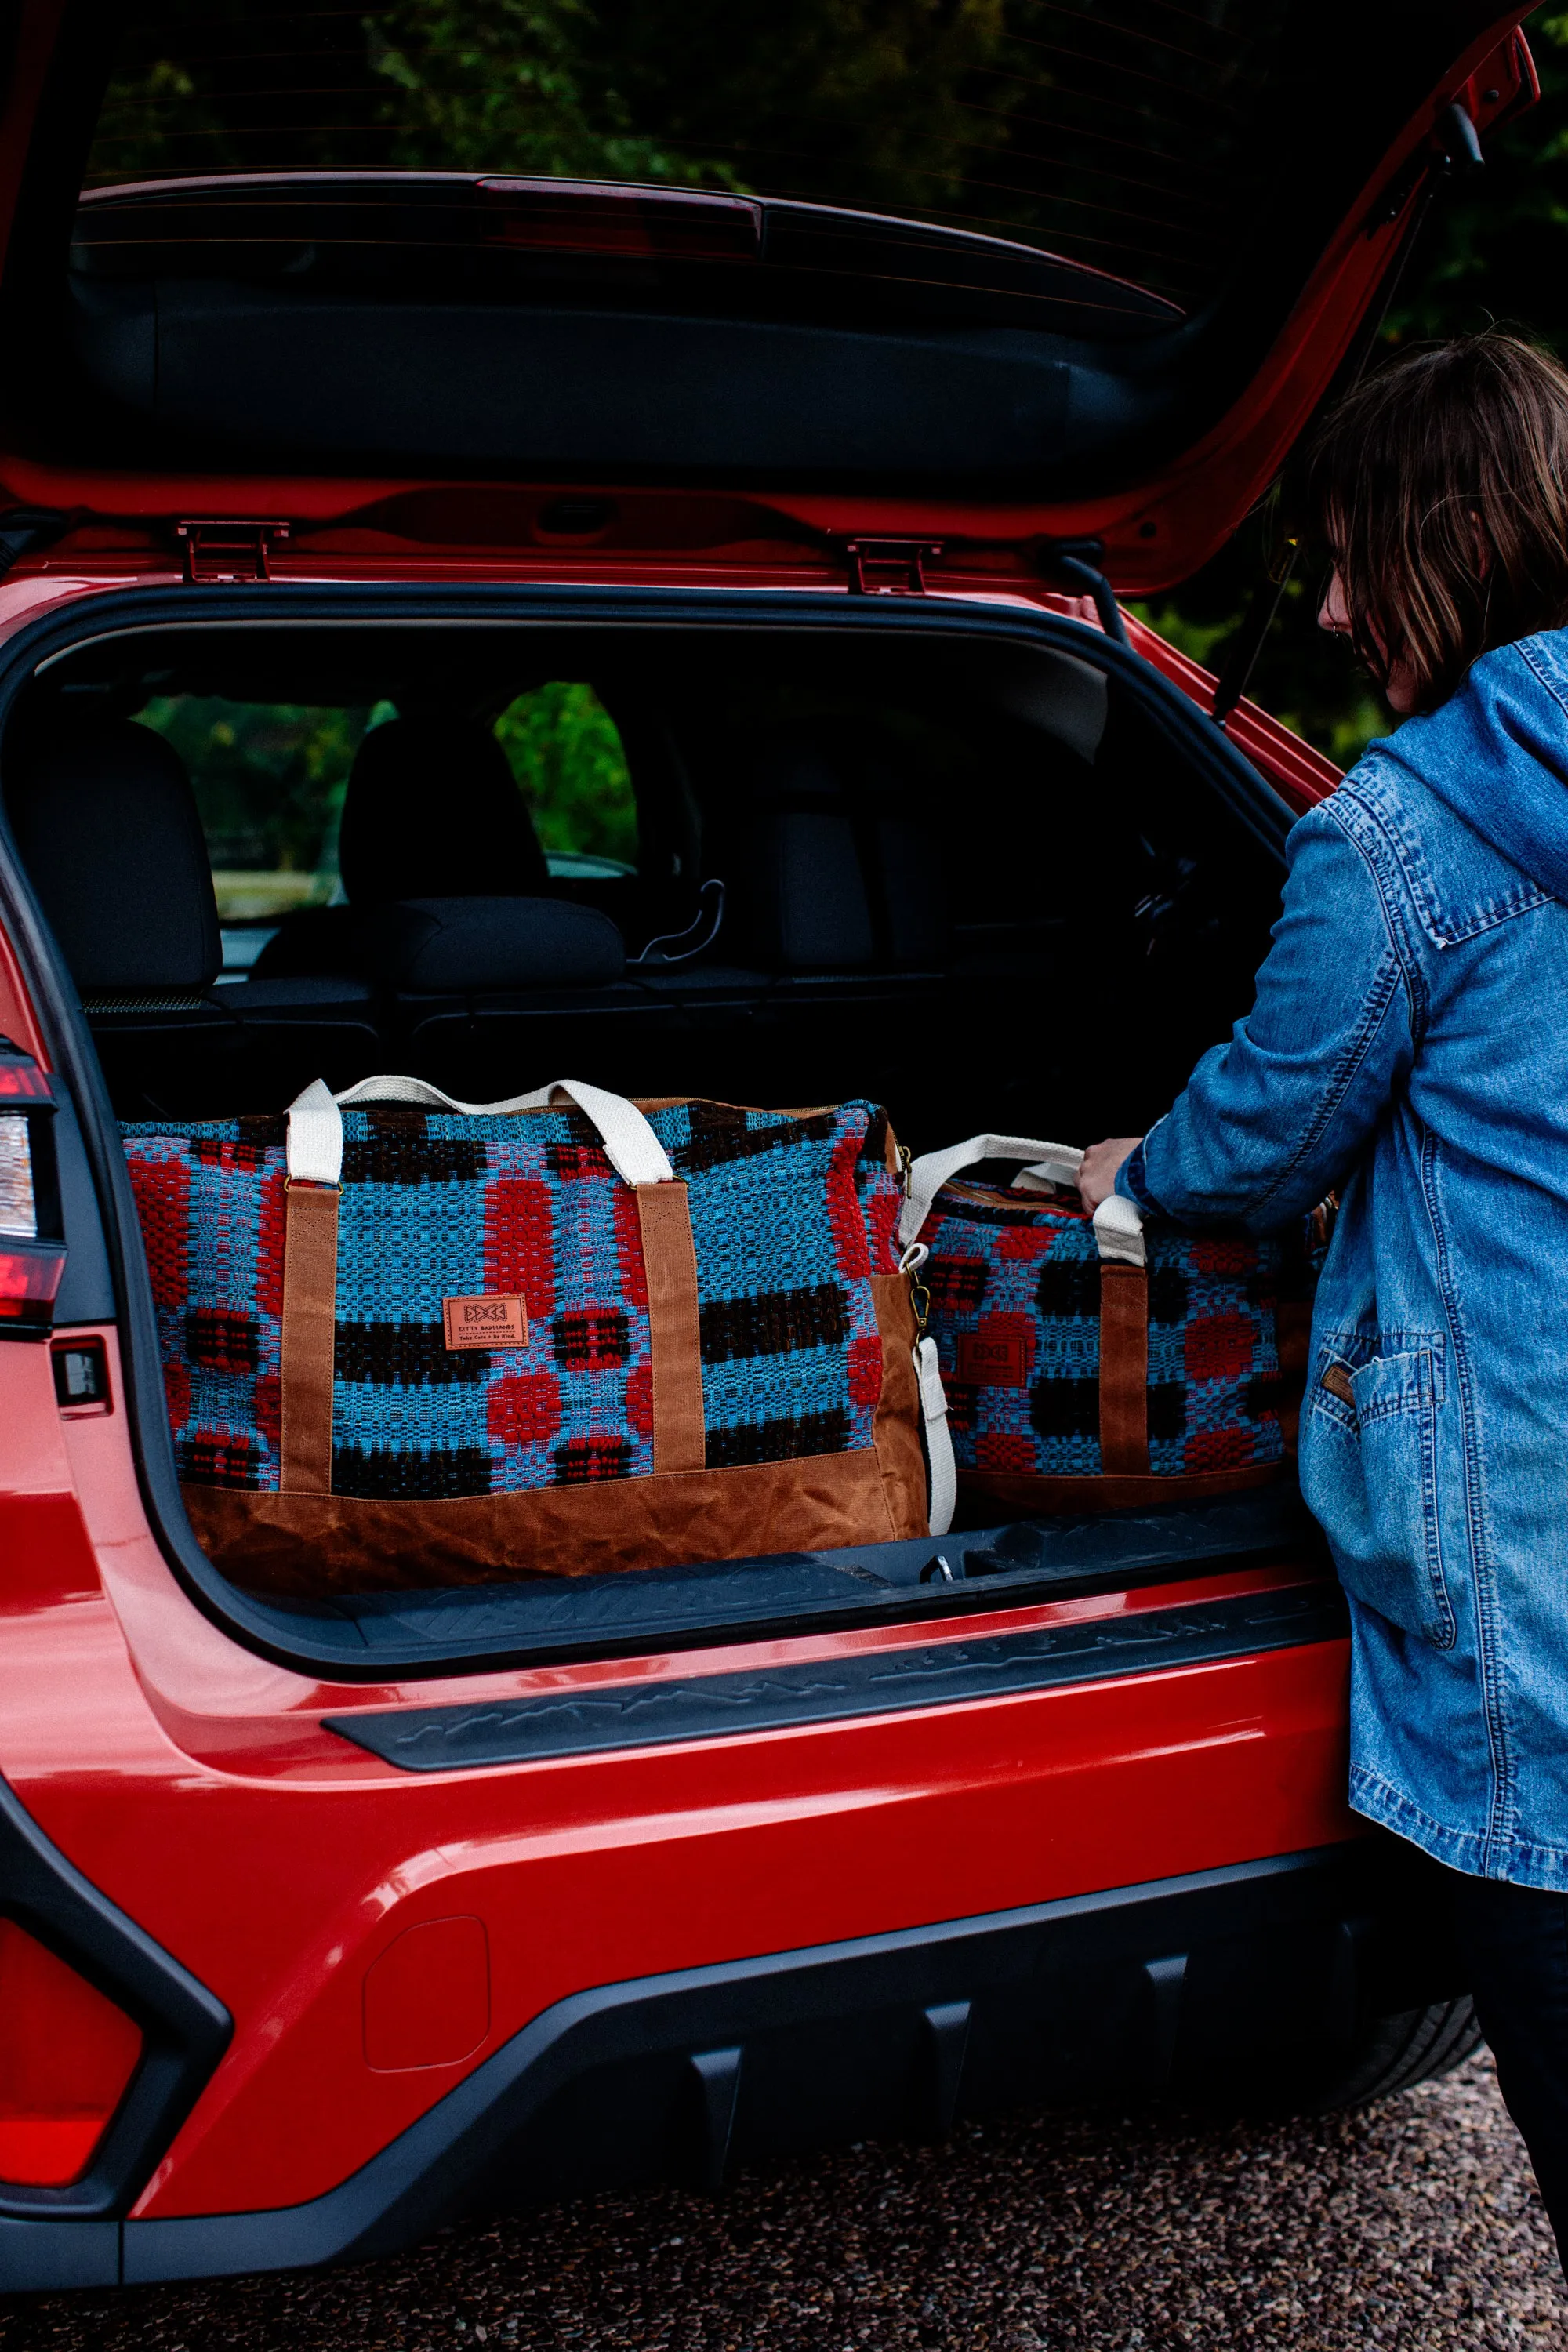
[
  {"xmin": 442, "ymin": 1294, "xmax": 528, "ymax": 1351},
  {"xmin": 957, "ymin": 1328, "xmax": 1030, "ymax": 1388}
]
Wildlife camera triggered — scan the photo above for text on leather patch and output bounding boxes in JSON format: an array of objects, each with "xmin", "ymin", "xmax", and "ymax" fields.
[
  {"xmin": 956, "ymin": 1327, "xmax": 1030, "ymax": 1387},
  {"xmin": 443, "ymin": 1294, "xmax": 529, "ymax": 1351}
]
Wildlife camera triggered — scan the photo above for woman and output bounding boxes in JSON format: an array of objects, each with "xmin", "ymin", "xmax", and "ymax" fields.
[{"xmin": 1079, "ymin": 331, "xmax": 1568, "ymax": 2264}]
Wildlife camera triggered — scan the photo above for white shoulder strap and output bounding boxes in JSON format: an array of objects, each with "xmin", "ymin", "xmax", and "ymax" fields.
[
  {"xmin": 916, "ymin": 1334, "xmax": 956, "ymax": 1537},
  {"xmin": 900, "ymin": 1132, "xmax": 1145, "ymax": 1269},
  {"xmin": 285, "ymin": 1076, "xmax": 673, "ymax": 1189}
]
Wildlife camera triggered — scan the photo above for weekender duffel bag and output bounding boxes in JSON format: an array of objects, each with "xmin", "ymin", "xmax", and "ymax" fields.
[
  {"xmin": 898, "ymin": 1133, "xmax": 1305, "ymax": 1517},
  {"xmin": 122, "ymin": 1076, "xmax": 948, "ymax": 1595}
]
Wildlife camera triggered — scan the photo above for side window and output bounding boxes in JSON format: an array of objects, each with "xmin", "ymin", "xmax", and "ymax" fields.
[{"xmin": 495, "ymin": 684, "xmax": 637, "ymax": 877}]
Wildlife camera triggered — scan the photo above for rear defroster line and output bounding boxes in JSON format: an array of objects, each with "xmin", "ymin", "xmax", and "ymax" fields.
[{"xmin": 325, "ymin": 1581, "xmax": 1348, "ymax": 1770}]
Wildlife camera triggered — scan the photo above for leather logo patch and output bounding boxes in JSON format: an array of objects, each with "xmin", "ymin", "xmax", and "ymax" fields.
[
  {"xmin": 443, "ymin": 1294, "xmax": 528, "ymax": 1351},
  {"xmin": 956, "ymin": 1327, "xmax": 1030, "ymax": 1387}
]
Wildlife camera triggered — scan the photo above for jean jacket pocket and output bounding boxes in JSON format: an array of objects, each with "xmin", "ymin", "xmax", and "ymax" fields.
[{"xmin": 1299, "ymin": 1335, "xmax": 1456, "ymax": 1647}]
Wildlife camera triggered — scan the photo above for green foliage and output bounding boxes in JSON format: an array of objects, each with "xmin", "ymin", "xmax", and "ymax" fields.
[
  {"xmin": 494, "ymin": 683, "xmax": 637, "ymax": 866},
  {"xmin": 132, "ymin": 687, "xmax": 636, "ymax": 908},
  {"xmin": 368, "ymin": 0, "xmax": 734, "ymax": 183},
  {"xmin": 93, "ymin": 4, "xmax": 1568, "ymax": 772},
  {"xmin": 89, "ymin": 0, "xmax": 1012, "ymax": 201},
  {"xmin": 133, "ymin": 697, "xmax": 382, "ymax": 879},
  {"xmin": 1155, "ymin": 17, "xmax": 1568, "ymax": 772},
  {"xmin": 86, "ymin": 0, "xmax": 1263, "ymax": 298}
]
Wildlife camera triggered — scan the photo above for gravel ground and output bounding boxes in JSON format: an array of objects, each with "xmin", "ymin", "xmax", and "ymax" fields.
[{"xmin": 2, "ymin": 2053, "xmax": 1562, "ymax": 2352}]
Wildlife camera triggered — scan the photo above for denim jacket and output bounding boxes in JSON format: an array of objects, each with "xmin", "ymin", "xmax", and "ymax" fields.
[{"xmin": 1119, "ymin": 628, "xmax": 1568, "ymax": 1889}]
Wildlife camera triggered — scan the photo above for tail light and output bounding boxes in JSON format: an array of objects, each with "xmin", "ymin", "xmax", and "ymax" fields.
[
  {"xmin": 0, "ymin": 1036, "xmax": 64, "ymax": 1338},
  {"xmin": 0, "ymin": 1918, "xmax": 142, "ymax": 2185}
]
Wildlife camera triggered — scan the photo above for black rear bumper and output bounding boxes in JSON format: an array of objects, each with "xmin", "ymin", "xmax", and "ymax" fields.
[{"xmin": 0, "ymin": 1834, "xmax": 1461, "ymax": 2296}]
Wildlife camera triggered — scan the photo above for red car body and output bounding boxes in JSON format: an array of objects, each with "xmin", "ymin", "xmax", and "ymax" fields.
[{"xmin": 0, "ymin": 0, "xmax": 1543, "ymax": 2292}]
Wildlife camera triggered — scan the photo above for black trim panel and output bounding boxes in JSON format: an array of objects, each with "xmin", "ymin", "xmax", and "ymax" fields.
[
  {"xmin": 0, "ymin": 1773, "xmax": 231, "ymax": 2223},
  {"xmin": 327, "ymin": 1583, "xmax": 1348, "ymax": 1771},
  {"xmin": 94, "ymin": 1838, "xmax": 1451, "ymax": 2291},
  {"xmin": 329, "ymin": 1480, "xmax": 1324, "ymax": 1672}
]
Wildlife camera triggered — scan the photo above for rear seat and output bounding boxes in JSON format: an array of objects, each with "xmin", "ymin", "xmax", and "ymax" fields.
[
  {"xmin": 649, "ymin": 726, "xmax": 950, "ymax": 1109},
  {"xmin": 8, "ymin": 722, "xmax": 383, "ymax": 1117},
  {"xmin": 253, "ymin": 713, "xmax": 551, "ymax": 979},
  {"xmin": 372, "ymin": 894, "xmax": 706, "ymax": 1099},
  {"xmin": 717, "ymin": 728, "xmax": 947, "ymax": 973}
]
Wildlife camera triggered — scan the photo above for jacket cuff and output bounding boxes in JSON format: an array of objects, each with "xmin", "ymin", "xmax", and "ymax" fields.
[{"xmin": 1114, "ymin": 1145, "xmax": 1160, "ymax": 1216}]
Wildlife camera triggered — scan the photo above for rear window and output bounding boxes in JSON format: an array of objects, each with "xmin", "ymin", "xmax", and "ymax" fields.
[
  {"xmin": 134, "ymin": 684, "xmax": 636, "ymax": 939},
  {"xmin": 87, "ymin": 0, "xmax": 1294, "ymax": 308},
  {"xmin": 135, "ymin": 696, "xmax": 382, "ymax": 924}
]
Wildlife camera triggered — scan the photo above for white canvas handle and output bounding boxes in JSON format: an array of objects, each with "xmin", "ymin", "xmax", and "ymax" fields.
[
  {"xmin": 916, "ymin": 1334, "xmax": 956, "ymax": 1537},
  {"xmin": 900, "ymin": 1132, "xmax": 1145, "ymax": 1269},
  {"xmin": 286, "ymin": 1074, "xmax": 674, "ymax": 1189}
]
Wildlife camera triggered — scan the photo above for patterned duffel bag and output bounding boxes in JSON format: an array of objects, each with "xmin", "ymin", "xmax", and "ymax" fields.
[
  {"xmin": 898, "ymin": 1133, "xmax": 1309, "ymax": 1519},
  {"xmin": 122, "ymin": 1076, "xmax": 947, "ymax": 1595}
]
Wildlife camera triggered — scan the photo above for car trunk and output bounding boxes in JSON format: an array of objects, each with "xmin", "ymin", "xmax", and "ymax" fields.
[
  {"xmin": 0, "ymin": 0, "xmax": 1531, "ymax": 1674},
  {"xmin": 0, "ymin": 583, "xmax": 1328, "ymax": 1675}
]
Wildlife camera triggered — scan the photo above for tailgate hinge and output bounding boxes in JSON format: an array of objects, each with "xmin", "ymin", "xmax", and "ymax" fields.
[
  {"xmin": 843, "ymin": 538, "xmax": 944, "ymax": 596},
  {"xmin": 175, "ymin": 519, "xmax": 292, "ymax": 583},
  {"xmin": 1037, "ymin": 537, "xmax": 1130, "ymax": 648}
]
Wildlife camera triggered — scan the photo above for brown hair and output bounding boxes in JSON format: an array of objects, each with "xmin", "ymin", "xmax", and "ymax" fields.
[{"xmin": 1304, "ymin": 332, "xmax": 1568, "ymax": 713}]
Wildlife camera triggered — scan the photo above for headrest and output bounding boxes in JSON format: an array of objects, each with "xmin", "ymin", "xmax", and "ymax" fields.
[
  {"xmin": 338, "ymin": 715, "xmax": 549, "ymax": 905},
  {"xmin": 733, "ymin": 732, "xmax": 875, "ymax": 971},
  {"xmin": 6, "ymin": 721, "xmax": 220, "ymax": 996},
  {"xmin": 366, "ymin": 898, "xmax": 626, "ymax": 991}
]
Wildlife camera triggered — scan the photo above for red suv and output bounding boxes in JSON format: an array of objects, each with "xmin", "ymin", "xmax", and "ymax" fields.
[{"xmin": 0, "ymin": 0, "xmax": 1540, "ymax": 2296}]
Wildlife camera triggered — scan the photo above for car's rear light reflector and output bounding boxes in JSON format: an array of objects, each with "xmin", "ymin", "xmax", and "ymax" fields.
[
  {"xmin": 0, "ymin": 1243, "xmax": 65, "ymax": 1330},
  {"xmin": 0, "ymin": 1043, "xmax": 63, "ymax": 1334},
  {"xmin": 0, "ymin": 1920, "xmax": 142, "ymax": 2186},
  {"xmin": 478, "ymin": 178, "xmax": 761, "ymax": 262},
  {"xmin": 0, "ymin": 1059, "xmax": 49, "ymax": 1102}
]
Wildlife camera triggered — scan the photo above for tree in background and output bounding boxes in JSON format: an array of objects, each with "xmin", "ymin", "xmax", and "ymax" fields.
[
  {"xmin": 93, "ymin": 0, "xmax": 1568, "ymax": 772},
  {"xmin": 1142, "ymin": 15, "xmax": 1568, "ymax": 768}
]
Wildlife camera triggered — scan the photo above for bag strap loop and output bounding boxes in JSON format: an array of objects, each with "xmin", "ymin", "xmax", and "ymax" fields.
[
  {"xmin": 900, "ymin": 1134, "xmax": 1145, "ymax": 1269},
  {"xmin": 286, "ymin": 1074, "xmax": 674, "ymax": 1189}
]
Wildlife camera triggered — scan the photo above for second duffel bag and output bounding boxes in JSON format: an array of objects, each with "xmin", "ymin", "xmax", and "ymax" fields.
[
  {"xmin": 122, "ymin": 1076, "xmax": 946, "ymax": 1595},
  {"xmin": 898, "ymin": 1131, "xmax": 1308, "ymax": 1518}
]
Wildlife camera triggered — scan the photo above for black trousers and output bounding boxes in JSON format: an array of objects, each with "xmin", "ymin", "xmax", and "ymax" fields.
[{"xmin": 1448, "ymin": 1864, "xmax": 1568, "ymax": 2271}]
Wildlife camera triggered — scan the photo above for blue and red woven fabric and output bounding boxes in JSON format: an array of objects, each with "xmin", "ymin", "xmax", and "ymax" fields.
[
  {"xmin": 122, "ymin": 1098, "xmax": 908, "ymax": 1501},
  {"xmin": 922, "ymin": 1181, "xmax": 1289, "ymax": 1490}
]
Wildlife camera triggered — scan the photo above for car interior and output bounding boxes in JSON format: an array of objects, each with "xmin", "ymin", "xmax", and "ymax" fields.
[
  {"xmin": 1, "ymin": 615, "xmax": 1315, "ymax": 1657},
  {"xmin": 6, "ymin": 621, "xmax": 1284, "ymax": 1138}
]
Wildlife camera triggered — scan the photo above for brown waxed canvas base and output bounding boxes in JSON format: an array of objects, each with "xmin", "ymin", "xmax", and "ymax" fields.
[
  {"xmin": 187, "ymin": 1446, "xmax": 922, "ymax": 1598},
  {"xmin": 951, "ymin": 1462, "xmax": 1287, "ymax": 1522},
  {"xmin": 187, "ymin": 1268, "xmax": 932, "ymax": 1599}
]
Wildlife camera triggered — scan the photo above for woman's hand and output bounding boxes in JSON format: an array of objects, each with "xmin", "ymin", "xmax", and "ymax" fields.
[{"xmin": 1078, "ymin": 1137, "xmax": 1142, "ymax": 1213}]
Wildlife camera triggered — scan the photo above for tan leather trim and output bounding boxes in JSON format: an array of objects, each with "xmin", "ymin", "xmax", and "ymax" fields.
[
  {"xmin": 183, "ymin": 1447, "xmax": 898, "ymax": 1598},
  {"xmin": 954, "ymin": 1464, "xmax": 1284, "ymax": 1519},
  {"xmin": 634, "ymin": 1180, "xmax": 706, "ymax": 1474},
  {"xmin": 1098, "ymin": 1262, "xmax": 1149, "ymax": 1477},
  {"xmin": 868, "ymin": 1271, "xmax": 931, "ymax": 1541},
  {"xmin": 279, "ymin": 1181, "xmax": 338, "ymax": 1495}
]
